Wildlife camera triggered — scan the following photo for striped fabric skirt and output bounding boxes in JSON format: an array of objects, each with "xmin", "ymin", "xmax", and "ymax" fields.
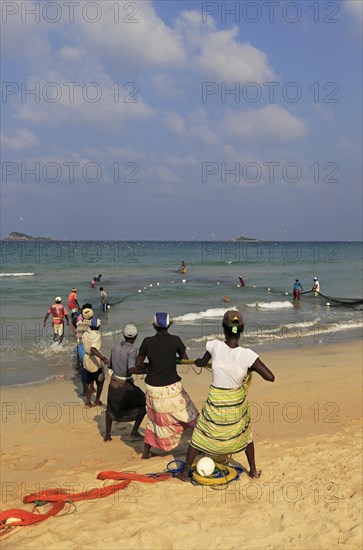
[
  {"xmin": 190, "ymin": 384, "xmax": 252, "ymax": 457},
  {"xmin": 144, "ymin": 382, "xmax": 199, "ymax": 452}
]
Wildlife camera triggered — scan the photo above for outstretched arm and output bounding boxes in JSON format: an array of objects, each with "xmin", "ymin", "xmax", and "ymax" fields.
[
  {"xmin": 90, "ymin": 347, "xmax": 108, "ymax": 365},
  {"xmin": 195, "ymin": 351, "xmax": 211, "ymax": 368},
  {"xmin": 43, "ymin": 313, "xmax": 50, "ymax": 325},
  {"xmin": 130, "ymin": 354, "xmax": 149, "ymax": 375},
  {"xmin": 249, "ymin": 358, "xmax": 275, "ymax": 382}
]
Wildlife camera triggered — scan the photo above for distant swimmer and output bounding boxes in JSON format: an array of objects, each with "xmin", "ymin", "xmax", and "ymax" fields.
[
  {"xmin": 68, "ymin": 287, "xmax": 80, "ymax": 328},
  {"xmin": 179, "ymin": 261, "xmax": 187, "ymax": 274},
  {"xmin": 223, "ymin": 295, "xmax": 231, "ymax": 302},
  {"xmin": 293, "ymin": 279, "xmax": 303, "ymax": 300},
  {"xmin": 312, "ymin": 277, "xmax": 320, "ymax": 296},
  {"xmin": 95, "ymin": 274, "xmax": 102, "ymax": 282},
  {"xmin": 43, "ymin": 297, "xmax": 69, "ymax": 344},
  {"xmin": 238, "ymin": 276, "xmax": 247, "ymax": 287},
  {"xmin": 90, "ymin": 277, "xmax": 96, "ymax": 289}
]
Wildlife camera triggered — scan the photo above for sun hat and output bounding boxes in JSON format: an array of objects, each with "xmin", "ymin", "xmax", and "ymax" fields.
[
  {"xmin": 153, "ymin": 312, "xmax": 170, "ymax": 328},
  {"xmin": 55, "ymin": 297, "xmax": 62, "ymax": 303},
  {"xmin": 222, "ymin": 310, "xmax": 244, "ymax": 327},
  {"xmin": 123, "ymin": 323, "xmax": 138, "ymax": 338},
  {"xmin": 90, "ymin": 317, "xmax": 101, "ymax": 329},
  {"xmin": 82, "ymin": 308, "xmax": 94, "ymax": 320},
  {"xmin": 71, "ymin": 287, "xmax": 77, "ymax": 292}
]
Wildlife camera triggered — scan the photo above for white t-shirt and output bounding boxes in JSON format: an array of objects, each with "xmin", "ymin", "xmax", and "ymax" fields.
[{"xmin": 206, "ymin": 340, "xmax": 258, "ymax": 389}]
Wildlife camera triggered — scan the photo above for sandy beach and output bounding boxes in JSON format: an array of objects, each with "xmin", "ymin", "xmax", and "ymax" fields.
[{"xmin": 1, "ymin": 340, "xmax": 362, "ymax": 549}]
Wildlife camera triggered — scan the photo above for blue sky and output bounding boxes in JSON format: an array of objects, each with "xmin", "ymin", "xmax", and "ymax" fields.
[{"xmin": 1, "ymin": 0, "xmax": 362, "ymax": 240}]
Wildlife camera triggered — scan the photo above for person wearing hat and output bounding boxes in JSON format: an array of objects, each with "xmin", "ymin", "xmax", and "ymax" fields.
[
  {"xmin": 82, "ymin": 314, "xmax": 108, "ymax": 407},
  {"xmin": 177, "ymin": 310, "xmax": 275, "ymax": 481},
  {"xmin": 76, "ymin": 304, "xmax": 94, "ymax": 396},
  {"xmin": 68, "ymin": 288, "xmax": 80, "ymax": 328},
  {"xmin": 312, "ymin": 277, "xmax": 320, "ymax": 296},
  {"xmin": 103, "ymin": 324, "xmax": 146, "ymax": 442},
  {"xmin": 131, "ymin": 312, "xmax": 199, "ymax": 459},
  {"xmin": 293, "ymin": 279, "xmax": 303, "ymax": 300},
  {"xmin": 43, "ymin": 297, "xmax": 69, "ymax": 344}
]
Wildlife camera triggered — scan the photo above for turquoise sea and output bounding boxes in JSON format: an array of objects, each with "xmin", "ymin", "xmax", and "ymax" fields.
[{"xmin": 0, "ymin": 241, "xmax": 362, "ymax": 386}]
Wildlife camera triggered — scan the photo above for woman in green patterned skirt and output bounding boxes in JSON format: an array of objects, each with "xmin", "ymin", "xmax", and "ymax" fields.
[{"xmin": 177, "ymin": 310, "xmax": 275, "ymax": 481}]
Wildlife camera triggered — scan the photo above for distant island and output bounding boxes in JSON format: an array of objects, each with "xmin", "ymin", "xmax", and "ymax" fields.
[
  {"xmin": 4, "ymin": 232, "xmax": 55, "ymax": 241},
  {"xmin": 229, "ymin": 235, "xmax": 261, "ymax": 242}
]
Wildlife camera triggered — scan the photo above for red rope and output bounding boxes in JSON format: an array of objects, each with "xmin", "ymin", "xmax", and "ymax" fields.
[{"xmin": 0, "ymin": 471, "xmax": 170, "ymax": 534}]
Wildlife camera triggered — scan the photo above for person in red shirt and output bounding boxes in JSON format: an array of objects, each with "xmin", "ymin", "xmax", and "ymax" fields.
[
  {"xmin": 68, "ymin": 288, "xmax": 80, "ymax": 328},
  {"xmin": 44, "ymin": 297, "xmax": 69, "ymax": 344}
]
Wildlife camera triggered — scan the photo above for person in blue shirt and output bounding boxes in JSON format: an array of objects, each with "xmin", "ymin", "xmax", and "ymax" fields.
[{"xmin": 293, "ymin": 279, "xmax": 303, "ymax": 300}]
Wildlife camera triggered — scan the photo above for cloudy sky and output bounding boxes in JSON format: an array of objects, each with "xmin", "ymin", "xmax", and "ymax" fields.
[{"xmin": 1, "ymin": 0, "xmax": 362, "ymax": 240}]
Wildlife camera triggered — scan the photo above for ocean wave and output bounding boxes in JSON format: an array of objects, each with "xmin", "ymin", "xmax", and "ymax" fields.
[
  {"xmin": 102, "ymin": 328, "xmax": 124, "ymax": 337},
  {"xmin": 0, "ymin": 272, "xmax": 35, "ymax": 277},
  {"xmin": 191, "ymin": 319, "xmax": 363, "ymax": 344},
  {"xmin": 246, "ymin": 301, "xmax": 294, "ymax": 310},
  {"xmin": 174, "ymin": 307, "xmax": 237, "ymax": 322}
]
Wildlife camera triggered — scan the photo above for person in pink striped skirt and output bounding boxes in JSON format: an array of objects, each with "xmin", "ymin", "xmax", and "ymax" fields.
[{"xmin": 131, "ymin": 312, "xmax": 199, "ymax": 459}]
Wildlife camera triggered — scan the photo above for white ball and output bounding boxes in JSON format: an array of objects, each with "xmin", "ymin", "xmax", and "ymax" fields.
[
  {"xmin": 326, "ymin": 302, "xmax": 330, "ymax": 306},
  {"xmin": 267, "ymin": 288, "xmax": 271, "ymax": 291},
  {"xmin": 138, "ymin": 289, "xmax": 141, "ymax": 293},
  {"xmin": 149, "ymin": 284, "xmax": 153, "ymax": 287},
  {"xmin": 285, "ymin": 292, "xmax": 288, "ymax": 295},
  {"xmin": 182, "ymin": 279, "xmax": 186, "ymax": 283},
  {"xmin": 217, "ymin": 282, "xmax": 220, "ymax": 285},
  {"xmin": 156, "ymin": 282, "xmax": 159, "ymax": 286},
  {"xmin": 107, "ymin": 305, "xmax": 110, "ymax": 309},
  {"xmin": 196, "ymin": 457, "xmax": 215, "ymax": 477}
]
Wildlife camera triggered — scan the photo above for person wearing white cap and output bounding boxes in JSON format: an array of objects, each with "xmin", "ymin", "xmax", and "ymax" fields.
[
  {"xmin": 82, "ymin": 314, "xmax": 108, "ymax": 407},
  {"xmin": 312, "ymin": 277, "xmax": 320, "ymax": 296},
  {"xmin": 104, "ymin": 324, "xmax": 146, "ymax": 442},
  {"xmin": 131, "ymin": 312, "xmax": 199, "ymax": 459},
  {"xmin": 43, "ymin": 297, "xmax": 69, "ymax": 344}
]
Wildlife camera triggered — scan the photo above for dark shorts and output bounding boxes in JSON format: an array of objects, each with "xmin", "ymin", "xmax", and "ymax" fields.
[
  {"xmin": 107, "ymin": 376, "xmax": 146, "ymax": 422},
  {"xmin": 85, "ymin": 368, "xmax": 105, "ymax": 385}
]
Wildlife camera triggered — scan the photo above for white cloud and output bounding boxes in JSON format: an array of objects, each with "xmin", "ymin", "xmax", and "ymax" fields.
[
  {"xmin": 345, "ymin": 0, "xmax": 363, "ymax": 20},
  {"xmin": 344, "ymin": 0, "xmax": 363, "ymax": 32},
  {"xmin": 191, "ymin": 125, "xmax": 219, "ymax": 146},
  {"xmin": 76, "ymin": 1, "xmax": 185, "ymax": 69},
  {"xmin": 1, "ymin": 128, "xmax": 38, "ymax": 150},
  {"xmin": 164, "ymin": 112, "xmax": 186, "ymax": 136},
  {"xmin": 165, "ymin": 154, "xmax": 199, "ymax": 167},
  {"xmin": 151, "ymin": 74, "xmax": 187, "ymax": 98},
  {"xmin": 177, "ymin": 11, "xmax": 276, "ymax": 83},
  {"xmin": 224, "ymin": 105, "xmax": 307, "ymax": 143}
]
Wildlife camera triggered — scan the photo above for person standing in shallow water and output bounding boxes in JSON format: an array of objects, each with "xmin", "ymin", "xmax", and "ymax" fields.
[
  {"xmin": 43, "ymin": 297, "xmax": 69, "ymax": 344},
  {"xmin": 293, "ymin": 279, "xmax": 303, "ymax": 300},
  {"xmin": 176, "ymin": 310, "xmax": 275, "ymax": 481},
  {"xmin": 130, "ymin": 312, "xmax": 199, "ymax": 459}
]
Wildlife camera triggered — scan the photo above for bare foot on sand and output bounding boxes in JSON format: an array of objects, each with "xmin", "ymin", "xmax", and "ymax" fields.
[
  {"xmin": 175, "ymin": 472, "xmax": 189, "ymax": 482},
  {"xmin": 248, "ymin": 469, "xmax": 262, "ymax": 478},
  {"xmin": 94, "ymin": 400, "xmax": 103, "ymax": 406},
  {"xmin": 103, "ymin": 436, "xmax": 112, "ymax": 442},
  {"xmin": 141, "ymin": 451, "xmax": 157, "ymax": 459}
]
